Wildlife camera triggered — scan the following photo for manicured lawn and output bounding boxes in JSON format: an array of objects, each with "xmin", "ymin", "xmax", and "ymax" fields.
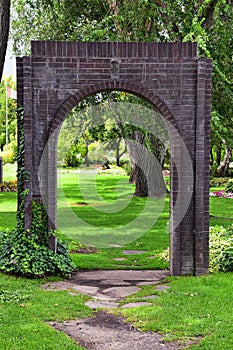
[
  {"xmin": 1, "ymin": 166, "xmax": 233, "ymax": 269},
  {"xmin": 119, "ymin": 272, "xmax": 233, "ymax": 349},
  {"xmin": 0, "ymin": 274, "xmax": 91, "ymax": 350},
  {"xmin": 1, "ymin": 164, "xmax": 233, "ymax": 349},
  {"xmin": 0, "ymin": 192, "xmax": 17, "ymax": 228},
  {"xmin": 1, "ymin": 163, "xmax": 17, "ymax": 181}
]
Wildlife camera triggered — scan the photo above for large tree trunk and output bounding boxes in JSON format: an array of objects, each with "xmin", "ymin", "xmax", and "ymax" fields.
[
  {"xmin": 0, "ymin": 0, "xmax": 11, "ymax": 81},
  {"xmin": 127, "ymin": 130, "xmax": 167, "ymax": 197}
]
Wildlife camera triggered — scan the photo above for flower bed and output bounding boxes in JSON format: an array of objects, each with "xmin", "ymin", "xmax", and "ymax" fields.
[
  {"xmin": 210, "ymin": 190, "xmax": 233, "ymax": 198},
  {"xmin": 0, "ymin": 180, "xmax": 17, "ymax": 192}
]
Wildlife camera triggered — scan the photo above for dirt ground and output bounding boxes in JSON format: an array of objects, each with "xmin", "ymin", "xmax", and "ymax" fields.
[{"xmin": 48, "ymin": 310, "xmax": 201, "ymax": 350}]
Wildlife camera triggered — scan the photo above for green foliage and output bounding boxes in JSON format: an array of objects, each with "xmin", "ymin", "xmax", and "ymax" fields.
[
  {"xmin": 64, "ymin": 141, "xmax": 87, "ymax": 167},
  {"xmin": 0, "ymin": 289, "xmax": 31, "ymax": 303},
  {"xmin": 120, "ymin": 159, "xmax": 131, "ymax": 176},
  {"xmin": 0, "ymin": 78, "xmax": 17, "ymax": 156},
  {"xmin": 210, "ymin": 176, "xmax": 230, "ymax": 187},
  {"xmin": 0, "ymin": 107, "xmax": 76, "ymax": 278},
  {"xmin": 0, "ymin": 207, "xmax": 76, "ymax": 277},
  {"xmin": 209, "ymin": 225, "xmax": 233, "ymax": 272},
  {"xmin": 225, "ymin": 179, "xmax": 233, "ymax": 193},
  {"xmin": 0, "ymin": 179, "xmax": 17, "ymax": 192},
  {"xmin": 11, "ymin": 0, "xmax": 233, "ymax": 176}
]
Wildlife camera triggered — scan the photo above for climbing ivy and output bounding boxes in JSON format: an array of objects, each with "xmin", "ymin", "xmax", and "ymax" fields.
[{"xmin": 0, "ymin": 107, "xmax": 75, "ymax": 277}]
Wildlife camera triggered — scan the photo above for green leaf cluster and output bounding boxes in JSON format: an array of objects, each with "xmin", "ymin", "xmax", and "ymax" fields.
[
  {"xmin": 209, "ymin": 225, "xmax": 233, "ymax": 272},
  {"xmin": 64, "ymin": 141, "xmax": 87, "ymax": 168},
  {"xmin": 0, "ymin": 213, "xmax": 76, "ymax": 278}
]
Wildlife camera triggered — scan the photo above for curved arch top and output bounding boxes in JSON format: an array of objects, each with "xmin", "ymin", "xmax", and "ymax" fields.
[
  {"xmin": 51, "ymin": 81, "xmax": 177, "ymax": 136},
  {"xmin": 17, "ymin": 41, "xmax": 212, "ymax": 276}
]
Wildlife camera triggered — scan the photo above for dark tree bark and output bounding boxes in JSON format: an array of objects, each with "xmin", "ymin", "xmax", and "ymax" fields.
[
  {"xmin": 0, "ymin": 0, "xmax": 11, "ymax": 81},
  {"xmin": 127, "ymin": 130, "xmax": 167, "ymax": 197}
]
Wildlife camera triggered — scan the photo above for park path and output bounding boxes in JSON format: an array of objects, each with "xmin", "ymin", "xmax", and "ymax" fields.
[{"xmin": 42, "ymin": 270, "xmax": 201, "ymax": 350}]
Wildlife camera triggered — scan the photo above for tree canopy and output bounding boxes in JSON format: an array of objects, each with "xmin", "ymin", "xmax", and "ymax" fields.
[
  {"xmin": 0, "ymin": 0, "xmax": 11, "ymax": 81},
  {"xmin": 10, "ymin": 0, "xmax": 233, "ymax": 175}
]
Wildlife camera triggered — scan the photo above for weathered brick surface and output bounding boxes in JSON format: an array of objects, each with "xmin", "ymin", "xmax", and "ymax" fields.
[{"xmin": 17, "ymin": 42, "xmax": 212, "ymax": 276}]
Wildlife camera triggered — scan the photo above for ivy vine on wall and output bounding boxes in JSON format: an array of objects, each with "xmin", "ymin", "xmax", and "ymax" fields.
[{"xmin": 0, "ymin": 107, "xmax": 75, "ymax": 277}]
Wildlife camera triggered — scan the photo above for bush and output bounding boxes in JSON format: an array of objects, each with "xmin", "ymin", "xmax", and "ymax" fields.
[
  {"xmin": 0, "ymin": 180, "xmax": 17, "ymax": 192},
  {"xmin": 210, "ymin": 177, "xmax": 230, "ymax": 187},
  {"xmin": 0, "ymin": 150, "xmax": 15, "ymax": 164},
  {"xmin": 64, "ymin": 142, "xmax": 86, "ymax": 168},
  {"xmin": 0, "ymin": 228, "xmax": 76, "ymax": 277},
  {"xmin": 209, "ymin": 225, "xmax": 233, "ymax": 272},
  {"xmin": 120, "ymin": 159, "xmax": 131, "ymax": 176},
  {"xmin": 0, "ymin": 202, "xmax": 76, "ymax": 278},
  {"xmin": 225, "ymin": 179, "xmax": 233, "ymax": 193}
]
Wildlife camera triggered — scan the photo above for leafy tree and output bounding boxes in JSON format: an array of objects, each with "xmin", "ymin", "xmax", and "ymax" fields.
[
  {"xmin": 0, "ymin": 0, "xmax": 11, "ymax": 81},
  {"xmin": 0, "ymin": 77, "xmax": 17, "ymax": 158},
  {"xmin": 11, "ymin": 0, "xmax": 233, "ymax": 181}
]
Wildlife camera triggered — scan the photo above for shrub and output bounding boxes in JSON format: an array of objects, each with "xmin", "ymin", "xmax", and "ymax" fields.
[
  {"xmin": 120, "ymin": 159, "xmax": 131, "ymax": 176},
  {"xmin": 225, "ymin": 179, "xmax": 233, "ymax": 193},
  {"xmin": 209, "ymin": 225, "xmax": 233, "ymax": 272},
  {"xmin": 64, "ymin": 142, "xmax": 86, "ymax": 167},
  {"xmin": 0, "ymin": 180, "xmax": 17, "ymax": 192},
  {"xmin": 210, "ymin": 177, "xmax": 230, "ymax": 187},
  {"xmin": 0, "ymin": 202, "xmax": 76, "ymax": 278},
  {"xmin": 0, "ymin": 150, "xmax": 15, "ymax": 164}
]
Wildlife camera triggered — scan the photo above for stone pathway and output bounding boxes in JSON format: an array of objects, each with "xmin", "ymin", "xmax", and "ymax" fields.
[
  {"xmin": 42, "ymin": 270, "xmax": 170, "ymax": 309},
  {"xmin": 43, "ymin": 270, "xmax": 201, "ymax": 349}
]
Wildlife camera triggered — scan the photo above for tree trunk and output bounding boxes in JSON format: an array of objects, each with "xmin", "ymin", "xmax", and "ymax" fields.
[
  {"xmin": 133, "ymin": 131, "xmax": 148, "ymax": 197},
  {"xmin": 83, "ymin": 143, "xmax": 90, "ymax": 167},
  {"xmin": 126, "ymin": 129, "xmax": 168, "ymax": 197},
  {"xmin": 0, "ymin": 0, "xmax": 11, "ymax": 81},
  {"xmin": 116, "ymin": 138, "xmax": 120, "ymax": 166},
  {"xmin": 217, "ymin": 141, "xmax": 232, "ymax": 176},
  {"xmin": 216, "ymin": 147, "xmax": 222, "ymax": 166}
]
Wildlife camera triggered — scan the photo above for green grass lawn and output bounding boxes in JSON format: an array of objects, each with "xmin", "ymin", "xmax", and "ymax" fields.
[
  {"xmin": 0, "ymin": 274, "xmax": 91, "ymax": 350},
  {"xmin": 1, "ymin": 164, "xmax": 233, "ymax": 349},
  {"xmin": 119, "ymin": 272, "xmax": 233, "ymax": 349}
]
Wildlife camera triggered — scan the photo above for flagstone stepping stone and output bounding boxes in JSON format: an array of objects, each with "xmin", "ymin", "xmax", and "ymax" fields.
[
  {"xmin": 85, "ymin": 300, "xmax": 119, "ymax": 309},
  {"xmin": 102, "ymin": 286, "xmax": 140, "ymax": 299},
  {"xmin": 41, "ymin": 281, "xmax": 74, "ymax": 291},
  {"xmin": 136, "ymin": 281, "xmax": 161, "ymax": 286},
  {"xmin": 142, "ymin": 295, "xmax": 159, "ymax": 299},
  {"xmin": 49, "ymin": 310, "xmax": 201, "ymax": 350},
  {"xmin": 156, "ymin": 285, "xmax": 170, "ymax": 291},
  {"xmin": 72, "ymin": 270, "xmax": 169, "ymax": 282},
  {"xmin": 123, "ymin": 250, "xmax": 147, "ymax": 255},
  {"xmin": 112, "ymin": 258, "xmax": 127, "ymax": 261},
  {"xmin": 100, "ymin": 279, "xmax": 130, "ymax": 286},
  {"xmin": 71, "ymin": 285, "xmax": 99, "ymax": 295},
  {"xmin": 121, "ymin": 302, "xmax": 153, "ymax": 308},
  {"xmin": 92, "ymin": 293, "xmax": 114, "ymax": 301}
]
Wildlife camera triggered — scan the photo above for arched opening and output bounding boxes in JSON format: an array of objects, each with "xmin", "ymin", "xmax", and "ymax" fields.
[
  {"xmin": 39, "ymin": 84, "xmax": 194, "ymax": 276},
  {"xmin": 55, "ymin": 89, "xmax": 172, "ymax": 271}
]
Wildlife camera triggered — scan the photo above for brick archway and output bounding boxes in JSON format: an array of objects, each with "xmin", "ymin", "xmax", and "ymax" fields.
[{"xmin": 17, "ymin": 41, "xmax": 212, "ymax": 276}]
